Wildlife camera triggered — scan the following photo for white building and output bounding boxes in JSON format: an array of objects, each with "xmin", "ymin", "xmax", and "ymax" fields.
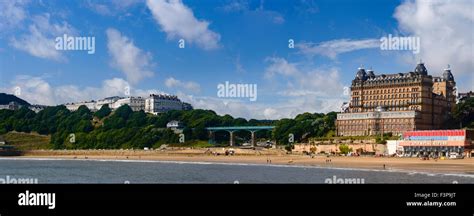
[
  {"xmin": 386, "ymin": 140, "xmax": 399, "ymax": 155},
  {"xmin": 112, "ymin": 97, "xmax": 145, "ymax": 112},
  {"xmin": 29, "ymin": 105, "xmax": 48, "ymax": 113},
  {"xmin": 145, "ymin": 94, "xmax": 184, "ymax": 115},
  {"xmin": 166, "ymin": 120, "xmax": 184, "ymax": 129},
  {"xmin": 65, "ymin": 101, "xmax": 97, "ymax": 111},
  {"xmin": 64, "ymin": 94, "xmax": 190, "ymax": 114},
  {"xmin": 0, "ymin": 101, "xmax": 21, "ymax": 110},
  {"xmin": 96, "ymin": 96, "xmax": 122, "ymax": 110},
  {"xmin": 65, "ymin": 96, "xmax": 145, "ymax": 112}
]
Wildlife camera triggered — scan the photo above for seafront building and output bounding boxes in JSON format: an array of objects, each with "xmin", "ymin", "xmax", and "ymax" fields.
[
  {"xmin": 65, "ymin": 101, "xmax": 97, "ymax": 111},
  {"xmin": 95, "ymin": 96, "xmax": 122, "ymax": 110},
  {"xmin": 65, "ymin": 94, "xmax": 191, "ymax": 114},
  {"xmin": 145, "ymin": 94, "xmax": 184, "ymax": 115},
  {"xmin": 110, "ymin": 97, "xmax": 146, "ymax": 112},
  {"xmin": 399, "ymin": 129, "xmax": 473, "ymax": 158},
  {"xmin": 336, "ymin": 62, "xmax": 456, "ymax": 136}
]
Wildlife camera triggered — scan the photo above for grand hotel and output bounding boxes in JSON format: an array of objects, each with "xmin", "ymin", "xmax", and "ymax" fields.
[{"xmin": 336, "ymin": 62, "xmax": 456, "ymax": 136}]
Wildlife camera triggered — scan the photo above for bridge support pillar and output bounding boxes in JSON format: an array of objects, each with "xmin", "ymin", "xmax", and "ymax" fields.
[
  {"xmin": 251, "ymin": 131, "xmax": 256, "ymax": 147},
  {"xmin": 228, "ymin": 131, "xmax": 234, "ymax": 146},
  {"xmin": 208, "ymin": 131, "xmax": 215, "ymax": 144}
]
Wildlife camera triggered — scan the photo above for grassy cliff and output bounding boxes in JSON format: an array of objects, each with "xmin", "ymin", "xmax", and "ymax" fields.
[{"xmin": 3, "ymin": 132, "xmax": 51, "ymax": 150}]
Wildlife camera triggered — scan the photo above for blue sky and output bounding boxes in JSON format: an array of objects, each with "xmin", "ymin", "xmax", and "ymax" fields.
[{"xmin": 0, "ymin": 0, "xmax": 473, "ymax": 119}]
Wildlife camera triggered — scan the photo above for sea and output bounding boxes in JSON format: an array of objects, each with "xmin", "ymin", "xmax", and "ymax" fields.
[{"xmin": 0, "ymin": 158, "xmax": 473, "ymax": 184}]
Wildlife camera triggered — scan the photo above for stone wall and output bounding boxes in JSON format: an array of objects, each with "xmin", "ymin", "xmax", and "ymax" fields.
[{"xmin": 294, "ymin": 141, "xmax": 387, "ymax": 155}]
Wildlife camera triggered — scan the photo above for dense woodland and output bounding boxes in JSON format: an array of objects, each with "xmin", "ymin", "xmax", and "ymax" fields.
[
  {"xmin": 0, "ymin": 97, "xmax": 472, "ymax": 150},
  {"xmin": 0, "ymin": 103, "xmax": 336, "ymax": 149}
]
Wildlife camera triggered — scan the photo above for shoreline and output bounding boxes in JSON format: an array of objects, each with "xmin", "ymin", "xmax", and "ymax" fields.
[
  {"xmin": 4, "ymin": 156, "xmax": 474, "ymax": 179},
  {"xmin": 4, "ymin": 149, "xmax": 474, "ymax": 175}
]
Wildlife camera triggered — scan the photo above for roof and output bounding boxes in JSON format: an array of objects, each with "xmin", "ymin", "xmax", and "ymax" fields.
[
  {"xmin": 414, "ymin": 62, "xmax": 428, "ymax": 75},
  {"xmin": 352, "ymin": 63, "xmax": 446, "ymax": 83}
]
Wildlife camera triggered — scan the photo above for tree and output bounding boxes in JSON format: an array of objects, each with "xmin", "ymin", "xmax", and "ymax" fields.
[
  {"xmin": 127, "ymin": 111, "xmax": 147, "ymax": 127},
  {"xmin": 339, "ymin": 144, "xmax": 352, "ymax": 155},
  {"xmin": 94, "ymin": 104, "xmax": 111, "ymax": 119},
  {"xmin": 114, "ymin": 105, "xmax": 133, "ymax": 120},
  {"xmin": 452, "ymin": 98, "xmax": 474, "ymax": 128}
]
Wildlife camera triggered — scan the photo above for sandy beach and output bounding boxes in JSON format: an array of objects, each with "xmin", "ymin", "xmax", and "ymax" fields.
[{"xmin": 12, "ymin": 148, "xmax": 474, "ymax": 175}]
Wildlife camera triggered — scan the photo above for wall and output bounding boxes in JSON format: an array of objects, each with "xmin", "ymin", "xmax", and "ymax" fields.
[{"xmin": 293, "ymin": 141, "xmax": 388, "ymax": 155}]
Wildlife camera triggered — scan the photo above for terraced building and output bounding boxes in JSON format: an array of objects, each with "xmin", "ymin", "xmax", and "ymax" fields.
[{"xmin": 336, "ymin": 62, "xmax": 456, "ymax": 136}]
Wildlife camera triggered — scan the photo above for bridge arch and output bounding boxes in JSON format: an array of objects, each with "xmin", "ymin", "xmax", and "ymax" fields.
[{"xmin": 206, "ymin": 126, "xmax": 275, "ymax": 146}]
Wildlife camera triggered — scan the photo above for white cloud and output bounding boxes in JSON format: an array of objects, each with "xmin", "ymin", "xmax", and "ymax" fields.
[
  {"xmin": 264, "ymin": 57, "xmax": 346, "ymax": 99},
  {"xmin": 10, "ymin": 13, "xmax": 76, "ymax": 61},
  {"xmin": 234, "ymin": 54, "xmax": 246, "ymax": 74},
  {"xmin": 296, "ymin": 39, "xmax": 380, "ymax": 59},
  {"xmin": 0, "ymin": 0, "xmax": 29, "ymax": 30},
  {"xmin": 106, "ymin": 28, "xmax": 154, "ymax": 84},
  {"xmin": 3, "ymin": 71, "xmax": 343, "ymax": 119},
  {"xmin": 220, "ymin": 0, "xmax": 285, "ymax": 24},
  {"xmin": 221, "ymin": 0, "xmax": 249, "ymax": 12},
  {"xmin": 86, "ymin": 1, "xmax": 113, "ymax": 16},
  {"xmin": 176, "ymin": 92, "xmax": 344, "ymax": 120},
  {"xmin": 146, "ymin": 0, "xmax": 221, "ymax": 50},
  {"xmin": 296, "ymin": 0, "xmax": 319, "ymax": 14},
  {"xmin": 270, "ymin": 14, "xmax": 285, "ymax": 24},
  {"xmin": 5, "ymin": 75, "xmax": 56, "ymax": 105},
  {"xmin": 263, "ymin": 108, "xmax": 278, "ymax": 119},
  {"xmin": 86, "ymin": 0, "xmax": 142, "ymax": 16},
  {"xmin": 264, "ymin": 57, "xmax": 299, "ymax": 78},
  {"xmin": 172, "ymin": 57, "xmax": 347, "ymax": 119},
  {"xmin": 394, "ymin": 0, "xmax": 474, "ymax": 77},
  {"xmin": 262, "ymin": 57, "xmax": 346, "ymax": 118},
  {"xmin": 165, "ymin": 77, "xmax": 201, "ymax": 93}
]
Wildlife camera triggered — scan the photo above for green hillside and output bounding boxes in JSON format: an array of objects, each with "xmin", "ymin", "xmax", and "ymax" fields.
[
  {"xmin": 0, "ymin": 93, "xmax": 31, "ymax": 106},
  {"xmin": 2, "ymin": 132, "xmax": 51, "ymax": 150}
]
